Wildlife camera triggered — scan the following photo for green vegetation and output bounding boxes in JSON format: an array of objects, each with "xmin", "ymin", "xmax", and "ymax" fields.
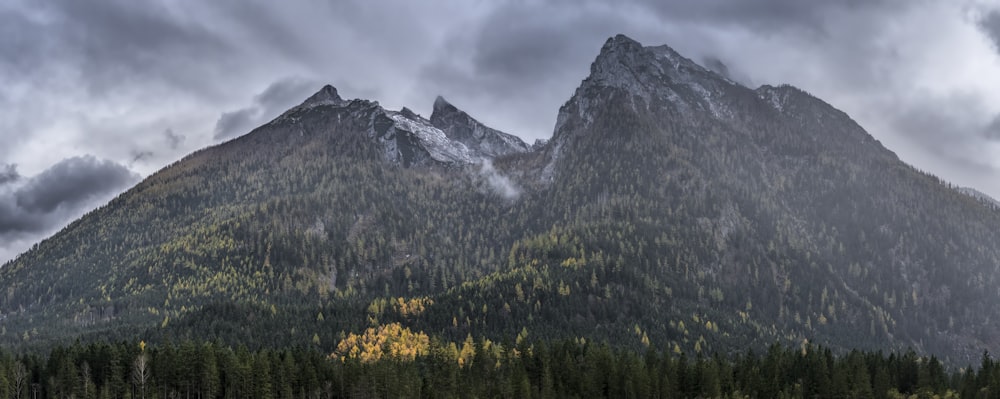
[{"xmin": 3, "ymin": 337, "xmax": 999, "ymax": 398}]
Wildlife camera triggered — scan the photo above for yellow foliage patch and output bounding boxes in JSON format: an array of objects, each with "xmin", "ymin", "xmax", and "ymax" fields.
[
  {"xmin": 332, "ymin": 323, "xmax": 429, "ymax": 364},
  {"xmin": 394, "ymin": 297, "xmax": 433, "ymax": 317}
]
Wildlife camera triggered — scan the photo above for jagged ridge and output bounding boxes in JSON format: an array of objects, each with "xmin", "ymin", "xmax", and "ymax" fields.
[
  {"xmin": 269, "ymin": 86, "xmax": 532, "ymax": 167},
  {"xmin": 430, "ymin": 96, "xmax": 529, "ymax": 157}
]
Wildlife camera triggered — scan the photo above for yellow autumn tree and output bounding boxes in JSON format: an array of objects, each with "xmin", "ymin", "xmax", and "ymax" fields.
[
  {"xmin": 393, "ymin": 297, "xmax": 434, "ymax": 317},
  {"xmin": 332, "ymin": 323, "xmax": 430, "ymax": 364}
]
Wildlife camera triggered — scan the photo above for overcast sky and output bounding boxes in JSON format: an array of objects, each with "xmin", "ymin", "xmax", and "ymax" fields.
[{"xmin": 3, "ymin": 0, "xmax": 1000, "ymax": 263}]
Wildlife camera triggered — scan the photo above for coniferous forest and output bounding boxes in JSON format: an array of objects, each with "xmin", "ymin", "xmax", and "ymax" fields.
[{"xmin": 6, "ymin": 337, "xmax": 1000, "ymax": 399}]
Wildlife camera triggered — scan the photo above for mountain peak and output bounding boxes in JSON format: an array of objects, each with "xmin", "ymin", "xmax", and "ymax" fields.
[
  {"xmin": 591, "ymin": 34, "xmax": 644, "ymax": 72},
  {"xmin": 431, "ymin": 96, "xmax": 461, "ymax": 121},
  {"xmin": 602, "ymin": 34, "xmax": 643, "ymax": 52},
  {"xmin": 596, "ymin": 34, "xmax": 693, "ymax": 66},
  {"xmin": 433, "ymin": 95, "xmax": 456, "ymax": 114},
  {"xmin": 428, "ymin": 97, "xmax": 529, "ymax": 157},
  {"xmin": 550, "ymin": 34, "xmax": 721, "ymax": 144},
  {"xmin": 586, "ymin": 34, "xmax": 707, "ymax": 96},
  {"xmin": 583, "ymin": 35, "xmax": 651, "ymax": 95},
  {"xmin": 429, "ymin": 96, "xmax": 474, "ymax": 126},
  {"xmin": 302, "ymin": 84, "xmax": 345, "ymax": 107}
]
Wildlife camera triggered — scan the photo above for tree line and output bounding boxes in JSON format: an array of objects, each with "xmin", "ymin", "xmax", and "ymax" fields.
[{"xmin": 4, "ymin": 336, "xmax": 1000, "ymax": 398}]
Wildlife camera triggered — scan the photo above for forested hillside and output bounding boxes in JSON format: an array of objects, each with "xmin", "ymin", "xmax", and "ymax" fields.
[{"xmin": 1, "ymin": 34, "xmax": 1000, "ymax": 369}]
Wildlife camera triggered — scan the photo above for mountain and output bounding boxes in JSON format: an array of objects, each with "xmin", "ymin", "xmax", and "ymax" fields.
[{"xmin": 3, "ymin": 34, "xmax": 1000, "ymax": 365}]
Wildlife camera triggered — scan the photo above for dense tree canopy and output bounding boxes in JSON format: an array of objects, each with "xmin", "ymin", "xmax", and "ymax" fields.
[{"xmin": 0, "ymin": 337, "xmax": 995, "ymax": 399}]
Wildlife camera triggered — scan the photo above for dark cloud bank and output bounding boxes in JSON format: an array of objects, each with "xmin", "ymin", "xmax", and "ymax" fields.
[
  {"xmin": 980, "ymin": 10, "xmax": 1000, "ymax": 51},
  {"xmin": 0, "ymin": 156, "xmax": 139, "ymax": 259},
  {"xmin": 0, "ymin": 164, "xmax": 18, "ymax": 185}
]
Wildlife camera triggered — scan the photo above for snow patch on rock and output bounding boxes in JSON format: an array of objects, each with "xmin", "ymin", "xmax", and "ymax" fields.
[{"xmin": 388, "ymin": 113, "xmax": 477, "ymax": 164}]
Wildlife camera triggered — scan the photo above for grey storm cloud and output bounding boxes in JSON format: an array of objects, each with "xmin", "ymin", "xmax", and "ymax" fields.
[
  {"xmin": 0, "ymin": 6, "xmax": 201, "ymax": 110},
  {"xmin": 424, "ymin": 3, "xmax": 623, "ymax": 90},
  {"xmin": 627, "ymin": 0, "xmax": 902, "ymax": 34},
  {"xmin": 213, "ymin": 77, "xmax": 320, "ymax": 140},
  {"xmin": 13, "ymin": 156, "xmax": 139, "ymax": 213},
  {"xmin": 130, "ymin": 150, "xmax": 154, "ymax": 164},
  {"xmin": 126, "ymin": 129, "xmax": 185, "ymax": 168},
  {"xmin": 214, "ymin": 108, "xmax": 257, "ymax": 141},
  {"xmin": 0, "ymin": 156, "xmax": 139, "ymax": 257},
  {"xmin": 0, "ymin": 201, "xmax": 45, "ymax": 238},
  {"xmin": 889, "ymin": 96, "xmax": 998, "ymax": 175},
  {"xmin": 164, "ymin": 128, "xmax": 184, "ymax": 150},
  {"xmin": 986, "ymin": 116, "xmax": 1000, "ymax": 141},
  {"xmin": 980, "ymin": 10, "xmax": 1000, "ymax": 51},
  {"xmin": 0, "ymin": 164, "xmax": 19, "ymax": 185},
  {"xmin": 0, "ymin": 0, "xmax": 233, "ymax": 96}
]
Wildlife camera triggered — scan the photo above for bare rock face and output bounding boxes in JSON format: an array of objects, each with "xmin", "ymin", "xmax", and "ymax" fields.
[{"xmin": 430, "ymin": 96, "xmax": 529, "ymax": 158}]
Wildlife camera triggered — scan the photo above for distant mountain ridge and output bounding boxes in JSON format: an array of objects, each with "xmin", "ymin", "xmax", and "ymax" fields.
[
  {"xmin": 957, "ymin": 186, "xmax": 1000, "ymax": 208},
  {"xmin": 266, "ymin": 86, "xmax": 527, "ymax": 167},
  {"xmin": 2, "ymin": 34, "xmax": 1000, "ymax": 366}
]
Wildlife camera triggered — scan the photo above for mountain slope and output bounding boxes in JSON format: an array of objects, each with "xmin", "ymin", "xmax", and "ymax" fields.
[
  {"xmin": 0, "ymin": 88, "xmax": 533, "ymax": 346},
  {"xmin": 2, "ymin": 34, "xmax": 1000, "ymax": 365},
  {"xmin": 521, "ymin": 34, "xmax": 1000, "ymax": 362}
]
